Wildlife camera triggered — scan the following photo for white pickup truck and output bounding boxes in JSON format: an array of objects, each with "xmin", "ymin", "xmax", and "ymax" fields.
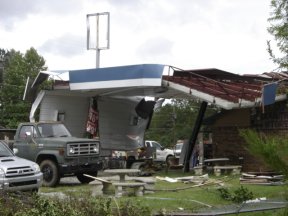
[
  {"xmin": 144, "ymin": 140, "xmax": 174, "ymax": 163},
  {"xmin": 0, "ymin": 140, "xmax": 43, "ymax": 192},
  {"xmin": 125, "ymin": 140, "xmax": 174, "ymax": 166}
]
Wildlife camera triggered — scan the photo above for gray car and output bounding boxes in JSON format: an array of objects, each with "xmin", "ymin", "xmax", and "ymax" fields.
[{"xmin": 0, "ymin": 141, "xmax": 43, "ymax": 192}]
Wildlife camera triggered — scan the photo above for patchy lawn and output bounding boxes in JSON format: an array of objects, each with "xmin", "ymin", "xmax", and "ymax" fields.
[{"xmin": 39, "ymin": 170, "xmax": 288, "ymax": 215}]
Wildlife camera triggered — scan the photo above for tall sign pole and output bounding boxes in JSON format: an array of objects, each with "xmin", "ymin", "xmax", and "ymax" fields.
[{"xmin": 86, "ymin": 12, "xmax": 110, "ymax": 68}]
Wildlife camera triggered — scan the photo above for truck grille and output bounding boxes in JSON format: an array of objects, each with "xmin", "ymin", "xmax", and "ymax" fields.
[
  {"xmin": 67, "ymin": 143, "xmax": 99, "ymax": 156},
  {"xmin": 6, "ymin": 166, "xmax": 35, "ymax": 178}
]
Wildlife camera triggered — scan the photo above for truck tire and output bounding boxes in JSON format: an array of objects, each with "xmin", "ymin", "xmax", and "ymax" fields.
[
  {"xmin": 76, "ymin": 172, "xmax": 98, "ymax": 184},
  {"xmin": 126, "ymin": 156, "xmax": 136, "ymax": 168},
  {"xmin": 166, "ymin": 155, "xmax": 174, "ymax": 165},
  {"xmin": 40, "ymin": 159, "xmax": 60, "ymax": 187}
]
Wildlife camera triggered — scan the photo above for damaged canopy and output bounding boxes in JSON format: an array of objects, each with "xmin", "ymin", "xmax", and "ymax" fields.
[
  {"xmin": 27, "ymin": 64, "xmax": 288, "ymax": 151},
  {"xmin": 30, "ymin": 64, "xmax": 287, "ymax": 110}
]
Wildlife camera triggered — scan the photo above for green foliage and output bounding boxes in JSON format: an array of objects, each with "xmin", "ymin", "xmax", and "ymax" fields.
[
  {"xmin": 0, "ymin": 192, "xmax": 26, "ymax": 215},
  {"xmin": 233, "ymin": 186, "xmax": 254, "ymax": 203},
  {"xmin": 217, "ymin": 187, "xmax": 231, "ymax": 200},
  {"xmin": 0, "ymin": 48, "xmax": 47, "ymax": 128},
  {"xmin": 90, "ymin": 197, "xmax": 113, "ymax": 216},
  {"xmin": 119, "ymin": 199, "xmax": 151, "ymax": 216},
  {"xmin": 18, "ymin": 195, "xmax": 69, "ymax": 216},
  {"xmin": 217, "ymin": 186, "xmax": 254, "ymax": 203},
  {"xmin": 145, "ymin": 99, "xmax": 217, "ymax": 147},
  {"xmin": 38, "ymin": 173, "xmax": 287, "ymax": 214},
  {"xmin": 267, "ymin": 0, "xmax": 288, "ymax": 69},
  {"xmin": 0, "ymin": 191, "xmax": 152, "ymax": 216},
  {"xmin": 239, "ymin": 129, "xmax": 288, "ymax": 176}
]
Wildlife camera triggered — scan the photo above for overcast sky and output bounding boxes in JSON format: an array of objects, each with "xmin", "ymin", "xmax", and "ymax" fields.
[{"xmin": 0, "ymin": 0, "xmax": 277, "ymax": 74}]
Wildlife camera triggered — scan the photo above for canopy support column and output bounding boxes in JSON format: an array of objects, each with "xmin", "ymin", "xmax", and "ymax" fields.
[{"xmin": 183, "ymin": 101, "xmax": 207, "ymax": 172}]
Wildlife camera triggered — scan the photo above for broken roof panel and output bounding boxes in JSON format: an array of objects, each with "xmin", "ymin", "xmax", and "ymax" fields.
[
  {"xmin": 32, "ymin": 65, "xmax": 288, "ymax": 110},
  {"xmin": 162, "ymin": 68, "xmax": 265, "ymax": 109}
]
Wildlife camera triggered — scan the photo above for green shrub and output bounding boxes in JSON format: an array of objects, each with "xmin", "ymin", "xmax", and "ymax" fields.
[
  {"xmin": 0, "ymin": 192, "xmax": 26, "ymax": 216},
  {"xmin": 217, "ymin": 187, "xmax": 231, "ymax": 200},
  {"xmin": 217, "ymin": 186, "xmax": 253, "ymax": 203},
  {"xmin": 0, "ymin": 191, "xmax": 152, "ymax": 216},
  {"xmin": 232, "ymin": 186, "xmax": 254, "ymax": 203},
  {"xmin": 119, "ymin": 199, "xmax": 151, "ymax": 216}
]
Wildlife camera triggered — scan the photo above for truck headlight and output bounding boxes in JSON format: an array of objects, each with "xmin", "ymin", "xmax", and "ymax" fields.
[
  {"xmin": 32, "ymin": 164, "xmax": 41, "ymax": 173},
  {"xmin": 69, "ymin": 147, "xmax": 75, "ymax": 154},
  {"xmin": 92, "ymin": 146, "xmax": 99, "ymax": 154}
]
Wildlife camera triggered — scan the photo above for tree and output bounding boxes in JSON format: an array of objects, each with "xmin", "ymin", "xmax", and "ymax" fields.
[
  {"xmin": 0, "ymin": 49, "xmax": 10, "ymax": 84},
  {"xmin": 267, "ymin": 0, "xmax": 288, "ymax": 69},
  {"xmin": 145, "ymin": 99, "xmax": 217, "ymax": 147},
  {"xmin": 0, "ymin": 48, "xmax": 47, "ymax": 128}
]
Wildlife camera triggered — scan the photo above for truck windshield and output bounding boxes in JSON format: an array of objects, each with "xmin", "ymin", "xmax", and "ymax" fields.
[
  {"xmin": 38, "ymin": 123, "xmax": 72, "ymax": 138},
  {"xmin": 0, "ymin": 142, "xmax": 13, "ymax": 157},
  {"xmin": 151, "ymin": 141, "xmax": 163, "ymax": 150}
]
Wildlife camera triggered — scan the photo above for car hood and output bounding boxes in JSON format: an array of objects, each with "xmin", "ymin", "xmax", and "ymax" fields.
[
  {"xmin": 163, "ymin": 148, "xmax": 174, "ymax": 154},
  {"xmin": 0, "ymin": 156, "xmax": 37, "ymax": 170}
]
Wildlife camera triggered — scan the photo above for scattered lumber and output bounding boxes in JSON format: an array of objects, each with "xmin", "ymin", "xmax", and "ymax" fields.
[{"xmin": 240, "ymin": 172, "xmax": 284, "ymax": 185}]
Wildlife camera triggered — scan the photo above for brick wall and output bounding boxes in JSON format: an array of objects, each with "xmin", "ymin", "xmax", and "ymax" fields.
[
  {"xmin": 208, "ymin": 101, "xmax": 288, "ymax": 172},
  {"xmin": 211, "ymin": 126, "xmax": 271, "ymax": 172}
]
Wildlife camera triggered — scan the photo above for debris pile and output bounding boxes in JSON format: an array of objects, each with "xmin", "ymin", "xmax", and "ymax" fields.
[
  {"xmin": 156, "ymin": 174, "xmax": 209, "ymax": 184},
  {"xmin": 240, "ymin": 172, "xmax": 284, "ymax": 185}
]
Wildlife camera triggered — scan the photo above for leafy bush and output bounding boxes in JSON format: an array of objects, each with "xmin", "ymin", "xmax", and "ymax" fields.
[
  {"xmin": 119, "ymin": 199, "xmax": 151, "ymax": 216},
  {"xmin": 0, "ymin": 192, "xmax": 26, "ymax": 216},
  {"xmin": 218, "ymin": 186, "xmax": 253, "ymax": 203},
  {"xmin": 232, "ymin": 186, "xmax": 254, "ymax": 203},
  {"xmin": 0, "ymin": 191, "xmax": 151, "ymax": 216}
]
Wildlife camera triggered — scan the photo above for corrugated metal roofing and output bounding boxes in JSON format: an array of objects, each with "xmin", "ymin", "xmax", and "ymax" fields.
[{"xmin": 33, "ymin": 65, "xmax": 288, "ymax": 110}]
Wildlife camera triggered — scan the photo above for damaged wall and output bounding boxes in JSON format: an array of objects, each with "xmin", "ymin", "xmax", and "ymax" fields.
[
  {"xmin": 38, "ymin": 91, "xmax": 151, "ymax": 152},
  {"xmin": 39, "ymin": 93, "xmax": 89, "ymax": 137},
  {"xmin": 98, "ymin": 96, "xmax": 151, "ymax": 151}
]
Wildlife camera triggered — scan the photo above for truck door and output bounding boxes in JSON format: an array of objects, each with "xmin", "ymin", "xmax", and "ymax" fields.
[
  {"xmin": 14, "ymin": 125, "xmax": 39, "ymax": 161},
  {"xmin": 151, "ymin": 141, "xmax": 165, "ymax": 161}
]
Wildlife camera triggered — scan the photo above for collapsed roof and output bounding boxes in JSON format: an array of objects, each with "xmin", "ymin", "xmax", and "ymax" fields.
[{"xmin": 30, "ymin": 64, "xmax": 288, "ymax": 110}]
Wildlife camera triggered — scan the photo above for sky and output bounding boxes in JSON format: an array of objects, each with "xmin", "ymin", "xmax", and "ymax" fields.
[{"xmin": 0, "ymin": 0, "xmax": 278, "ymax": 75}]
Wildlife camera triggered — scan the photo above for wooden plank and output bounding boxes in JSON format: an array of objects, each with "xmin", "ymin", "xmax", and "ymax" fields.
[{"xmin": 83, "ymin": 174, "xmax": 111, "ymax": 184}]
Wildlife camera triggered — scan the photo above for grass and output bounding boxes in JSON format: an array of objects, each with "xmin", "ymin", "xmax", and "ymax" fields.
[{"xmin": 39, "ymin": 170, "xmax": 288, "ymax": 215}]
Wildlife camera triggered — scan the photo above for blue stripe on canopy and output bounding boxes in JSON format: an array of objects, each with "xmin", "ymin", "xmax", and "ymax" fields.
[{"xmin": 69, "ymin": 64, "xmax": 165, "ymax": 83}]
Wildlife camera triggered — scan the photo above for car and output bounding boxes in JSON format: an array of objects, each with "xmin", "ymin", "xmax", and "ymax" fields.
[{"xmin": 0, "ymin": 141, "xmax": 43, "ymax": 192}]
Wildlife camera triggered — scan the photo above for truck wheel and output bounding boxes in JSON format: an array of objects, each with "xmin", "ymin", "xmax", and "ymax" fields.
[
  {"xmin": 126, "ymin": 156, "xmax": 136, "ymax": 168},
  {"xmin": 40, "ymin": 159, "xmax": 60, "ymax": 187},
  {"xmin": 166, "ymin": 155, "xmax": 174, "ymax": 165},
  {"xmin": 76, "ymin": 172, "xmax": 98, "ymax": 184}
]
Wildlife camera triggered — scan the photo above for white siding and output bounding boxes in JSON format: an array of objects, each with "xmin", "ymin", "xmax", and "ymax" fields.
[{"xmin": 39, "ymin": 94, "xmax": 89, "ymax": 137}]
